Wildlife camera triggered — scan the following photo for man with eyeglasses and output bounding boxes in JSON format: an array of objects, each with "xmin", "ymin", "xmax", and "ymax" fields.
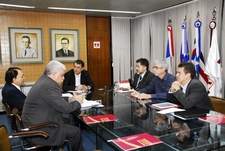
[
  {"xmin": 56, "ymin": 37, "xmax": 74, "ymax": 57},
  {"xmin": 168, "ymin": 62, "xmax": 213, "ymax": 112},
  {"xmin": 131, "ymin": 58, "xmax": 175, "ymax": 100},
  {"xmin": 62, "ymin": 59, "xmax": 94, "ymax": 92},
  {"xmin": 17, "ymin": 36, "xmax": 37, "ymax": 58}
]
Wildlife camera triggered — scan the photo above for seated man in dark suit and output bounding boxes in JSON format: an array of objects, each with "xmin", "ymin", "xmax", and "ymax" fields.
[
  {"xmin": 56, "ymin": 37, "xmax": 74, "ymax": 57},
  {"xmin": 2, "ymin": 67, "xmax": 26, "ymax": 130},
  {"xmin": 131, "ymin": 58, "xmax": 155, "ymax": 91},
  {"xmin": 167, "ymin": 62, "xmax": 214, "ymax": 112},
  {"xmin": 2, "ymin": 67, "xmax": 26, "ymax": 111},
  {"xmin": 62, "ymin": 59, "xmax": 94, "ymax": 92}
]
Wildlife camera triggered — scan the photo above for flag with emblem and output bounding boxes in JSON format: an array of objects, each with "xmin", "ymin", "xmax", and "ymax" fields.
[
  {"xmin": 165, "ymin": 24, "xmax": 175, "ymax": 74},
  {"xmin": 205, "ymin": 20, "xmax": 222, "ymax": 97}
]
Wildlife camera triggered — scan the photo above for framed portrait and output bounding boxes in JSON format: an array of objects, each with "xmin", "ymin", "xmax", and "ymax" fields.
[
  {"xmin": 8, "ymin": 27, "xmax": 43, "ymax": 64},
  {"xmin": 0, "ymin": 38, "xmax": 2, "ymax": 65},
  {"xmin": 50, "ymin": 29, "xmax": 79, "ymax": 62}
]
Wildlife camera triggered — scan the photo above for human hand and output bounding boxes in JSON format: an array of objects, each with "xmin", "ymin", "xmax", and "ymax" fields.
[
  {"xmin": 76, "ymin": 85, "xmax": 88, "ymax": 90},
  {"xmin": 137, "ymin": 93, "xmax": 151, "ymax": 99},
  {"xmin": 72, "ymin": 92, "xmax": 85, "ymax": 104},
  {"xmin": 170, "ymin": 81, "xmax": 181, "ymax": 92},
  {"xmin": 131, "ymin": 90, "xmax": 140, "ymax": 96}
]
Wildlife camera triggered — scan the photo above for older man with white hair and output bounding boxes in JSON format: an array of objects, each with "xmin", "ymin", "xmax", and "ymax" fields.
[
  {"xmin": 131, "ymin": 58, "xmax": 175, "ymax": 100},
  {"xmin": 22, "ymin": 60, "xmax": 86, "ymax": 151}
]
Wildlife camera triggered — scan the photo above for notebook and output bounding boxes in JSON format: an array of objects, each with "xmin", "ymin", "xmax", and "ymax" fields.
[{"xmin": 174, "ymin": 109, "xmax": 207, "ymax": 119}]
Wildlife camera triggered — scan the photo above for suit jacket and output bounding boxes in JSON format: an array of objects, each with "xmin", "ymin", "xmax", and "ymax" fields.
[
  {"xmin": 56, "ymin": 48, "xmax": 74, "ymax": 57},
  {"xmin": 62, "ymin": 69, "xmax": 94, "ymax": 92},
  {"xmin": 2, "ymin": 83, "xmax": 26, "ymax": 111},
  {"xmin": 133, "ymin": 70, "xmax": 155, "ymax": 90},
  {"xmin": 167, "ymin": 78, "xmax": 214, "ymax": 112},
  {"xmin": 22, "ymin": 74, "xmax": 81, "ymax": 145},
  {"xmin": 18, "ymin": 47, "xmax": 37, "ymax": 58}
]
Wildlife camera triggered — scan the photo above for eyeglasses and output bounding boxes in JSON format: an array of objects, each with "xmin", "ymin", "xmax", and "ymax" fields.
[
  {"xmin": 61, "ymin": 43, "xmax": 68, "ymax": 44},
  {"xmin": 152, "ymin": 66, "xmax": 163, "ymax": 69}
]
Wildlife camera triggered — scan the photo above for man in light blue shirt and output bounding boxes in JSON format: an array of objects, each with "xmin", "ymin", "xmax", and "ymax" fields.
[{"xmin": 131, "ymin": 58, "xmax": 175, "ymax": 99}]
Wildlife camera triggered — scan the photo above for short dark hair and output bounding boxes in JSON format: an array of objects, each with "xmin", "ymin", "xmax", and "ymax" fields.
[
  {"xmin": 136, "ymin": 58, "xmax": 149, "ymax": 70},
  {"xmin": 74, "ymin": 59, "xmax": 84, "ymax": 67},
  {"xmin": 5, "ymin": 67, "xmax": 21, "ymax": 84},
  {"xmin": 22, "ymin": 36, "xmax": 31, "ymax": 43},
  {"xmin": 61, "ymin": 37, "xmax": 69, "ymax": 43},
  {"xmin": 178, "ymin": 62, "xmax": 196, "ymax": 79}
]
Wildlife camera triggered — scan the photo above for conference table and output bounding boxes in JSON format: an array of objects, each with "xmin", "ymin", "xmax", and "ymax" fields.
[{"xmin": 75, "ymin": 89, "xmax": 225, "ymax": 151}]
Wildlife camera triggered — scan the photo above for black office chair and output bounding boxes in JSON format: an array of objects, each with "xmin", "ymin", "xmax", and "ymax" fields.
[
  {"xmin": 12, "ymin": 108, "xmax": 72, "ymax": 151},
  {"xmin": 2, "ymin": 103, "xmax": 17, "ymax": 130},
  {"xmin": 0, "ymin": 124, "xmax": 49, "ymax": 151}
]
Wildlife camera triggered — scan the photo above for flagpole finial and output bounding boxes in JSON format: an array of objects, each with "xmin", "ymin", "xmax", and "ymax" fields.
[
  {"xmin": 197, "ymin": 11, "xmax": 200, "ymax": 18},
  {"xmin": 184, "ymin": 15, "xmax": 187, "ymax": 22},
  {"xmin": 168, "ymin": 17, "xmax": 172, "ymax": 24},
  {"xmin": 212, "ymin": 7, "xmax": 217, "ymax": 20}
]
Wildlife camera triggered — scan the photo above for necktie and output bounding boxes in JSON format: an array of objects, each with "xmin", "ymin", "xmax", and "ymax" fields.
[
  {"xmin": 64, "ymin": 51, "xmax": 68, "ymax": 56},
  {"xmin": 24, "ymin": 49, "xmax": 27, "ymax": 56},
  {"xmin": 136, "ymin": 76, "xmax": 142, "ymax": 89}
]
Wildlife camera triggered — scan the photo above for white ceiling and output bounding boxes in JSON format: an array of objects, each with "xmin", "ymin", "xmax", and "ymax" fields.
[{"xmin": 0, "ymin": 0, "xmax": 194, "ymax": 17}]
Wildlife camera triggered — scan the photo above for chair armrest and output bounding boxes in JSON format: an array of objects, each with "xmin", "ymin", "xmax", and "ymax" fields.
[
  {"xmin": 10, "ymin": 130, "xmax": 49, "ymax": 138},
  {"xmin": 21, "ymin": 121, "xmax": 59, "ymax": 131}
]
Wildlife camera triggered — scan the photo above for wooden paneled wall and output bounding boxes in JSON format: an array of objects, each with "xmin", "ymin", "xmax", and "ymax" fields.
[{"xmin": 87, "ymin": 17, "xmax": 112, "ymax": 88}]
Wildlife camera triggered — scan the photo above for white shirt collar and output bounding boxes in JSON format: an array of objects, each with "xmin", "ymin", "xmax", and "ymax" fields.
[
  {"xmin": 11, "ymin": 83, "xmax": 21, "ymax": 91},
  {"xmin": 181, "ymin": 79, "xmax": 191, "ymax": 93}
]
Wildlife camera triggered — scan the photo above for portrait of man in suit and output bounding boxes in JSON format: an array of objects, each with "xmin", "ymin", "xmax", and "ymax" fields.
[
  {"xmin": 56, "ymin": 37, "xmax": 74, "ymax": 57},
  {"xmin": 17, "ymin": 35, "xmax": 37, "ymax": 58}
]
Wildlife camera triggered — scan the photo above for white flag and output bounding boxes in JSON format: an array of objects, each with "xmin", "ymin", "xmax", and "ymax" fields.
[{"xmin": 205, "ymin": 25, "xmax": 222, "ymax": 97}]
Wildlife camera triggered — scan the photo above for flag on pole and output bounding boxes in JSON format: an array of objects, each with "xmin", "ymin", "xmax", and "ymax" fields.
[
  {"xmin": 165, "ymin": 25, "xmax": 175, "ymax": 74},
  {"xmin": 180, "ymin": 22, "xmax": 189, "ymax": 62},
  {"xmin": 191, "ymin": 20, "xmax": 208, "ymax": 89},
  {"xmin": 205, "ymin": 20, "xmax": 222, "ymax": 97}
]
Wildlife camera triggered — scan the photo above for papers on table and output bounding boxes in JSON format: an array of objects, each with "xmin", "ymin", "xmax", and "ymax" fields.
[
  {"xmin": 157, "ymin": 108, "xmax": 185, "ymax": 114},
  {"xmin": 150, "ymin": 102, "xmax": 178, "ymax": 110},
  {"xmin": 116, "ymin": 89, "xmax": 134, "ymax": 93},
  {"xmin": 198, "ymin": 113, "xmax": 225, "ymax": 125},
  {"xmin": 62, "ymin": 93, "xmax": 101, "ymax": 110},
  {"xmin": 62, "ymin": 93, "xmax": 73, "ymax": 97},
  {"xmin": 83, "ymin": 114, "xmax": 118, "ymax": 124},
  {"xmin": 67, "ymin": 90, "xmax": 87, "ymax": 94},
  {"xmin": 108, "ymin": 132, "xmax": 162, "ymax": 151},
  {"xmin": 81, "ymin": 99, "xmax": 101, "ymax": 110}
]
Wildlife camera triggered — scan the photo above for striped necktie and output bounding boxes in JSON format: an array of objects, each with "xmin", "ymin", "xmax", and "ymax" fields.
[{"xmin": 136, "ymin": 76, "xmax": 142, "ymax": 89}]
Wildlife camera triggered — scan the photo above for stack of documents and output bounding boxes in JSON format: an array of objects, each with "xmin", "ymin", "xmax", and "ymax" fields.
[
  {"xmin": 62, "ymin": 93, "xmax": 100, "ymax": 110},
  {"xmin": 81, "ymin": 99, "xmax": 101, "ymax": 110}
]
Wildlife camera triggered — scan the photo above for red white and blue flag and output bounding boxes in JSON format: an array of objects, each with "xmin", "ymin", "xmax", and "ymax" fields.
[
  {"xmin": 205, "ymin": 20, "xmax": 222, "ymax": 97},
  {"xmin": 191, "ymin": 20, "xmax": 208, "ymax": 89},
  {"xmin": 165, "ymin": 25, "xmax": 175, "ymax": 73},
  {"xmin": 180, "ymin": 22, "xmax": 189, "ymax": 62}
]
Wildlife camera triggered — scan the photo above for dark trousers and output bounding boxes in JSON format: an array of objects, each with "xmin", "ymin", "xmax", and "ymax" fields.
[{"xmin": 64, "ymin": 124, "xmax": 86, "ymax": 151}]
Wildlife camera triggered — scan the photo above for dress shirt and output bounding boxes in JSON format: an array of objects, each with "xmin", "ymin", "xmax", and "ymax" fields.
[
  {"xmin": 11, "ymin": 83, "xmax": 21, "ymax": 91},
  {"xmin": 139, "ymin": 72, "xmax": 176, "ymax": 99},
  {"xmin": 75, "ymin": 73, "xmax": 81, "ymax": 86},
  {"xmin": 180, "ymin": 79, "xmax": 191, "ymax": 94},
  {"xmin": 136, "ymin": 72, "xmax": 145, "ymax": 88}
]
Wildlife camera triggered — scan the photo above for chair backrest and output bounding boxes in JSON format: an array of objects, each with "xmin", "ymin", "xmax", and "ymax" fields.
[
  {"xmin": 3, "ymin": 103, "xmax": 14, "ymax": 123},
  {"xmin": 0, "ymin": 125, "xmax": 11, "ymax": 151},
  {"xmin": 12, "ymin": 108, "xmax": 24, "ymax": 131},
  {"xmin": 210, "ymin": 96, "xmax": 225, "ymax": 114}
]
